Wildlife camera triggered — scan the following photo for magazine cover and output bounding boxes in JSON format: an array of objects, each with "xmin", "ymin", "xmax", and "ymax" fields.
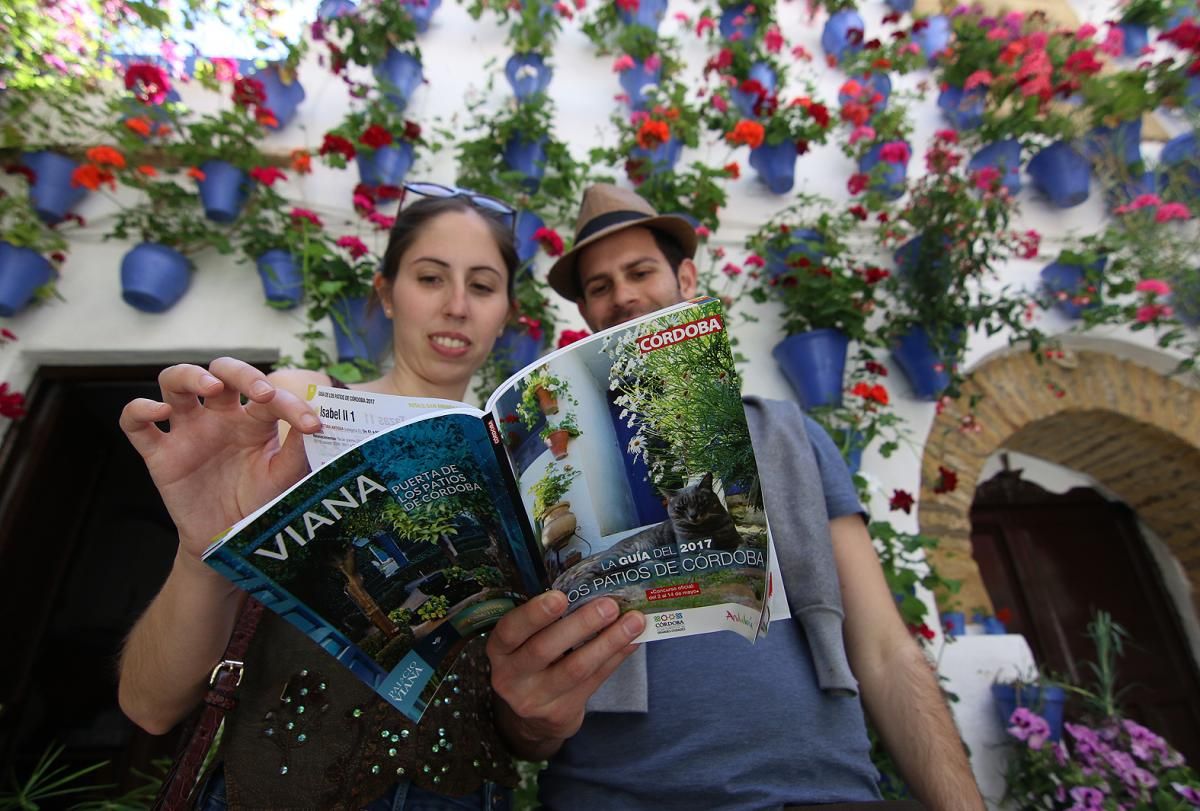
[{"xmin": 205, "ymin": 412, "xmax": 542, "ymax": 723}]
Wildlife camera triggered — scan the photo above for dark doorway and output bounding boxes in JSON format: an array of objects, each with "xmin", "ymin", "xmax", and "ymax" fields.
[
  {"xmin": 971, "ymin": 466, "xmax": 1200, "ymax": 764},
  {"xmin": 0, "ymin": 367, "xmax": 191, "ymax": 795}
]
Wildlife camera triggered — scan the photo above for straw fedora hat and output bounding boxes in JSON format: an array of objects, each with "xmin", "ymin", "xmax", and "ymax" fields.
[{"xmin": 546, "ymin": 184, "xmax": 698, "ymax": 300}]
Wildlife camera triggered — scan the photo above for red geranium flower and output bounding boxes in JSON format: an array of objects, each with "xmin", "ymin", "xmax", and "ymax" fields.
[
  {"xmin": 889, "ymin": 489, "xmax": 914, "ymax": 513},
  {"xmin": 124, "ymin": 63, "xmax": 171, "ymax": 105},
  {"xmin": 0, "ymin": 383, "xmax": 26, "ymax": 420},
  {"xmin": 725, "ymin": 119, "xmax": 765, "ymax": 149},
  {"xmin": 336, "ymin": 235, "xmax": 369, "ymax": 258},
  {"xmin": 290, "ymin": 207, "xmax": 324, "ymax": 228},
  {"xmin": 319, "ymin": 134, "xmax": 357, "ymax": 161},
  {"xmin": 534, "ymin": 227, "xmax": 564, "ymax": 257},
  {"xmin": 933, "ymin": 465, "xmax": 958, "ymax": 494},
  {"xmin": 557, "ymin": 329, "xmax": 590, "ymax": 348},
  {"xmin": 359, "ymin": 124, "xmax": 394, "ymax": 149},
  {"xmin": 249, "ymin": 166, "xmax": 287, "ymax": 186},
  {"xmin": 232, "ymin": 77, "xmax": 266, "ymax": 109}
]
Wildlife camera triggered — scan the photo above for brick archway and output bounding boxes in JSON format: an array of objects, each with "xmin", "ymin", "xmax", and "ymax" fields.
[{"xmin": 919, "ymin": 349, "xmax": 1200, "ymax": 618}]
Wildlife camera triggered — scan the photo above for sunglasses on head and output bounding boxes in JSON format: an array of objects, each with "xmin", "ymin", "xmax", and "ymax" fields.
[{"xmin": 402, "ymin": 182, "xmax": 517, "ymax": 230}]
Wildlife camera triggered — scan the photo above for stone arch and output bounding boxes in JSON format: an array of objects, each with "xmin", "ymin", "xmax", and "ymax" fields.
[{"xmin": 918, "ymin": 348, "xmax": 1200, "ymax": 619}]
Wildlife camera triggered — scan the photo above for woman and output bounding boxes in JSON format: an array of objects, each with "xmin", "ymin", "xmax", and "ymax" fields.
[{"xmin": 118, "ymin": 186, "xmax": 521, "ymax": 810}]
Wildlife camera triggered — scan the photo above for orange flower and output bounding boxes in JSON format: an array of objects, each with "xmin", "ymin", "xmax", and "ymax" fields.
[
  {"xmin": 187, "ymin": 166, "xmax": 207, "ymax": 182},
  {"xmin": 124, "ymin": 117, "xmax": 152, "ymax": 137},
  {"xmin": 636, "ymin": 120, "xmax": 670, "ymax": 149},
  {"xmin": 723, "ymin": 161, "xmax": 740, "ymax": 179},
  {"xmin": 137, "ymin": 165, "xmax": 157, "ymax": 177},
  {"xmin": 725, "ymin": 120, "xmax": 765, "ymax": 149},
  {"xmin": 85, "ymin": 146, "xmax": 125, "ymax": 169},
  {"xmin": 70, "ymin": 164, "xmax": 115, "ymax": 190},
  {"xmin": 157, "ymin": 125, "xmax": 172, "ymax": 137},
  {"xmin": 256, "ymin": 110, "xmax": 279, "ymax": 128},
  {"xmin": 290, "ymin": 149, "xmax": 312, "ymax": 174}
]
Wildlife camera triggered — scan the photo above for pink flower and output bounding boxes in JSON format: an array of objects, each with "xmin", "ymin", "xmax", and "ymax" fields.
[
  {"xmin": 1076, "ymin": 23, "xmax": 1097, "ymax": 40},
  {"xmin": 337, "ymin": 235, "xmax": 370, "ymax": 258},
  {"xmin": 963, "ymin": 69, "xmax": 993, "ymax": 91},
  {"xmin": 710, "ymin": 93, "xmax": 728, "ymax": 113},
  {"xmin": 986, "ymin": 27, "xmax": 1009, "ymax": 41},
  {"xmin": 557, "ymin": 329, "xmax": 590, "ymax": 348},
  {"xmin": 1137, "ymin": 303, "xmax": 1173, "ymax": 322},
  {"xmin": 879, "ymin": 141, "xmax": 910, "ymax": 164},
  {"xmin": 367, "ymin": 211, "xmax": 395, "ymax": 230},
  {"xmin": 612, "ymin": 54, "xmax": 635, "ymax": 72},
  {"xmin": 1136, "ymin": 279, "xmax": 1172, "ymax": 296},
  {"xmin": 764, "ymin": 25, "xmax": 784, "ymax": 53},
  {"xmin": 673, "ymin": 11, "xmax": 691, "ymax": 26},
  {"xmin": 722, "ymin": 262, "xmax": 743, "ymax": 277},
  {"xmin": 745, "ymin": 254, "xmax": 765, "ymax": 268},
  {"xmin": 289, "ymin": 207, "xmax": 324, "ymax": 228},
  {"xmin": 1156, "ymin": 202, "xmax": 1191, "ymax": 222},
  {"xmin": 696, "ymin": 16, "xmax": 715, "ymax": 36},
  {"xmin": 695, "ymin": 225, "xmax": 711, "ymax": 238},
  {"xmin": 644, "ymin": 53, "xmax": 661, "ymax": 72},
  {"xmin": 972, "ymin": 165, "xmax": 1002, "ymax": 190},
  {"xmin": 849, "ymin": 125, "xmax": 876, "ymax": 145},
  {"xmin": 1100, "ymin": 25, "xmax": 1125, "ymax": 57},
  {"xmin": 210, "ymin": 57, "xmax": 238, "ymax": 82},
  {"xmin": 1114, "ymin": 192, "xmax": 1162, "ymax": 214}
]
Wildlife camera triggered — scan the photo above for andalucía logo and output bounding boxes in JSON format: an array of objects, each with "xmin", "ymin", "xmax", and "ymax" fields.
[
  {"xmin": 725, "ymin": 609, "xmax": 753, "ymax": 629},
  {"xmin": 637, "ymin": 314, "xmax": 724, "ymax": 354}
]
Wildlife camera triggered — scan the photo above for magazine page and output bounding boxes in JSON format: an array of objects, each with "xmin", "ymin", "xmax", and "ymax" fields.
[
  {"xmin": 204, "ymin": 410, "xmax": 543, "ymax": 723},
  {"xmin": 483, "ymin": 297, "xmax": 769, "ymax": 644},
  {"xmin": 301, "ymin": 384, "xmax": 466, "ymax": 471}
]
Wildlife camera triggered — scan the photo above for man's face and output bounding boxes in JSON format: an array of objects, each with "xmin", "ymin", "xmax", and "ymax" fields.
[{"xmin": 574, "ymin": 226, "xmax": 698, "ymax": 331}]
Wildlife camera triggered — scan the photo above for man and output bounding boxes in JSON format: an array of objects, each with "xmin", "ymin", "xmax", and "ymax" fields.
[{"xmin": 485, "ymin": 185, "xmax": 985, "ymax": 811}]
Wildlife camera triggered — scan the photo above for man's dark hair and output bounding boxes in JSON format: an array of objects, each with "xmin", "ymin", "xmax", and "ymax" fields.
[{"xmin": 651, "ymin": 229, "xmax": 687, "ymax": 274}]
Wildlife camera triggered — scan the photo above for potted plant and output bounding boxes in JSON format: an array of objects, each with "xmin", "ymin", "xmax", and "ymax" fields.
[
  {"xmin": 541, "ymin": 411, "xmax": 581, "ymax": 459},
  {"xmin": 841, "ymin": 99, "xmax": 916, "ymax": 207},
  {"xmin": 467, "ymin": 0, "xmax": 568, "ymax": 100},
  {"xmin": 321, "ymin": 0, "xmax": 424, "ymax": 108},
  {"xmin": 322, "ymin": 93, "xmax": 429, "ymax": 190},
  {"xmin": 0, "ymin": 186, "xmax": 69, "ymax": 317},
  {"xmin": 992, "ymin": 668, "xmax": 1068, "ymax": 741},
  {"xmin": 530, "ymin": 462, "xmax": 581, "ymax": 549},
  {"xmin": 836, "ymin": 20, "xmax": 926, "ymax": 118},
  {"xmin": 517, "ymin": 365, "xmax": 576, "ymax": 426},
  {"xmin": 234, "ymin": 174, "xmax": 307, "ymax": 309},
  {"xmin": 813, "ymin": 0, "xmax": 866, "ymax": 65}
]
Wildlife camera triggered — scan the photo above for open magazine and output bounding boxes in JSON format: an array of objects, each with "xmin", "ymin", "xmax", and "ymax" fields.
[{"xmin": 204, "ymin": 296, "xmax": 772, "ymax": 723}]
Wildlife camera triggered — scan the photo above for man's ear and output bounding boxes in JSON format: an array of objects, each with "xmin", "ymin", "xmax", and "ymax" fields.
[{"xmin": 677, "ymin": 257, "xmax": 699, "ymax": 299}]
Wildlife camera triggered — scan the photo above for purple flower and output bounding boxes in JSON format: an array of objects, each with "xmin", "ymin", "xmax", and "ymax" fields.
[
  {"xmin": 1172, "ymin": 782, "xmax": 1200, "ymax": 806},
  {"xmin": 1069, "ymin": 786, "xmax": 1106, "ymax": 809},
  {"xmin": 1008, "ymin": 707, "xmax": 1052, "ymax": 750}
]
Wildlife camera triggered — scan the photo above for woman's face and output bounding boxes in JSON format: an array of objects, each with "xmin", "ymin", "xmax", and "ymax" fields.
[{"xmin": 376, "ymin": 209, "xmax": 512, "ymax": 394}]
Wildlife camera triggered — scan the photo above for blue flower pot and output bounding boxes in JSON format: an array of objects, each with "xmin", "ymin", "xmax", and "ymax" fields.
[
  {"xmin": 766, "ymin": 229, "xmax": 824, "ymax": 278},
  {"xmin": 914, "ymin": 15, "xmax": 951, "ymax": 65},
  {"xmin": 503, "ymin": 135, "xmax": 548, "ymax": 192},
  {"xmin": 859, "ymin": 142, "xmax": 909, "ymax": 201},
  {"xmin": 256, "ymin": 250, "xmax": 303, "ymax": 309},
  {"xmin": 937, "ymin": 84, "xmax": 986, "ymax": 130},
  {"xmin": 1084, "ymin": 118, "xmax": 1142, "ymax": 166},
  {"xmin": 831, "ymin": 428, "xmax": 866, "ymax": 475},
  {"xmin": 318, "ymin": 0, "xmax": 356, "ymax": 20},
  {"xmin": 119, "ymin": 89, "xmax": 181, "ymax": 138},
  {"xmin": 891, "ymin": 324, "xmax": 959, "ymax": 401},
  {"xmin": 1119, "ymin": 22, "xmax": 1149, "ymax": 56},
  {"xmin": 197, "ymin": 159, "xmax": 248, "ymax": 224},
  {"xmin": 885, "ymin": 0, "xmax": 914, "ymax": 10},
  {"xmin": 771, "ymin": 329, "xmax": 850, "ymax": 410},
  {"xmin": 1159, "ymin": 132, "xmax": 1200, "ymax": 198},
  {"xmin": 749, "ymin": 140, "xmax": 799, "ymax": 194},
  {"xmin": 514, "ymin": 210, "xmax": 546, "ymax": 266},
  {"xmin": 247, "ymin": 67, "xmax": 305, "ymax": 131},
  {"xmin": 1171, "ymin": 276, "xmax": 1200, "ymax": 325},
  {"xmin": 940, "ymin": 611, "xmax": 966, "ymax": 637},
  {"xmin": 373, "ymin": 49, "xmax": 423, "ymax": 110},
  {"xmin": 838, "ymin": 72, "xmax": 892, "ymax": 113},
  {"xmin": 617, "ymin": 0, "xmax": 667, "ymax": 30},
  {"xmin": 494, "ymin": 324, "xmax": 543, "ymax": 374},
  {"xmin": 631, "ymin": 136, "xmax": 683, "ymax": 175},
  {"xmin": 21, "ymin": 151, "xmax": 87, "ymax": 225},
  {"xmin": 330, "ymin": 295, "xmax": 393, "ymax": 363},
  {"xmin": 1040, "ymin": 260, "xmax": 1102, "ymax": 319},
  {"xmin": 1186, "ymin": 76, "xmax": 1200, "ymax": 110},
  {"xmin": 731, "ymin": 62, "xmax": 776, "ymax": 117},
  {"xmin": 719, "ymin": 3, "xmax": 759, "ymax": 41},
  {"xmin": 356, "ymin": 142, "xmax": 415, "ymax": 188},
  {"xmin": 404, "ymin": 0, "xmax": 440, "ymax": 33},
  {"xmin": 1028, "ymin": 141, "xmax": 1090, "ymax": 208},
  {"xmin": 991, "ymin": 683, "xmax": 1065, "ymax": 742},
  {"xmin": 505, "ymin": 52, "xmax": 552, "ymax": 101},
  {"xmin": 0, "ymin": 241, "xmax": 54, "ymax": 317},
  {"xmin": 822, "ymin": 10, "xmax": 865, "ymax": 64},
  {"xmin": 1106, "ymin": 170, "xmax": 1156, "ymax": 211},
  {"xmin": 120, "ymin": 243, "xmax": 192, "ymax": 313},
  {"xmin": 968, "ymin": 139, "xmax": 1023, "ymax": 196},
  {"xmin": 618, "ymin": 59, "xmax": 661, "ymax": 109}
]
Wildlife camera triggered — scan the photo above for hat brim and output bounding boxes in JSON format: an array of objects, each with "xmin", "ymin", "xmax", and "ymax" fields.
[{"xmin": 546, "ymin": 213, "xmax": 699, "ymax": 301}]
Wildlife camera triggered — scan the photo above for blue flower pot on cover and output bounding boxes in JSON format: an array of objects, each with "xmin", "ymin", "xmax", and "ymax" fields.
[
  {"xmin": 859, "ymin": 142, "xmax": 909, "ymax": 201},
  {"xmin": 330, "ymin": 295, "xmax": 393, "ymax": 363},
  {"xmin": 356, "ymin": 142, "xmax": 415, "ymax": 188},
  {"xmin": 21, "ymin": 151, "xmax": 87, "ymax": 225},
  {"xmin": 631, "ymin": 137, "xmax": 683, "ymax": 175},
  {"xmin": 256, "ymin": 250, "xmax": 303, "ymax": 309},
  {"xmin": 505, "ymin": 53, "xmax": 553, "ymax": 101},
  {"xmin": 248, "ymin": 66, "xmax": 305, "ymax": 130},
  {"xmin": 891, "ymin": 324, "xmax": 960, "ymax": 400},
  {"xmin": 749, "ymin": 140, "xmax": 799, "ymax": 194},
  {"xmin": 975, "ymin": 613, "xmax": 1008, "ymax": 634},
  {"xmin": 772, "ymin": 329, "xmax": 850, "ymax": 410},
  {"xmin": 514, "ymin": 210, "xmax": 546, "ymax": 266},
  {"xmin": 121, "ymin": 243, "xmax": 192, "ymax": 313},
  {"xmin": 1028, "ymin": 141, "xmax": 1090, "ymax": 208},
  {"xmin": 494, "ymin": 324, "xmax": 543, "ymax": 375},
  {"xmin": 914, "ymin": 15, "xmax": 951, "ymax": 65},
  {"xmin": 968, "ymin": 139, "xmax": 1022, "ymax": 195},
  {"xmin": 617, "ymin": 0, "xmax": 667, "ymax": 31},
  {"xmin": 503, "ymin": 136, "xmax": 548, "ymax": 192},
  {"xmin": 766, "ymin": 229, "xmax": 824, "ymax": 278},
  {"xmin": 937, "ymin": 84, "xmax": 986, "ymax": 130},
  {"xmin": 991, "ymin": 683, "xmax": 1066, "ymax": 742},
  {"xmin": 1040, "ymin": 260, "xmax": 1102, "ymax": 319},
  {"xmin": 719, "ymin": 3, "xmax": 759, "ymax": 41},
  {"xmin": 822, "ymin": 10, "xmax": 865, "ymax": 64},
  {"xmin": 618, "ymin": 58, "xmax": 661, "ymax": 109},
  {"xmin": 373, "ymin": 49, "xmax": 423, "ymax": 110},
  {"xmin": 731, "ymin": 62, "xmax": 776, "ymax": 117},
  {"xmin": 1119, "ymin": 22, "xmax": 1149, "ymax": 56},
  {"xmin": 941, "ymin": 611, "xmax": 966, "ymax": 637},
  {"xmin": 0, "ymin": 242, "xmax": 54, "ymax": 317},
  {"xmin": 197, "ymin": 159, "xmax": 248, "ymax": 223}
]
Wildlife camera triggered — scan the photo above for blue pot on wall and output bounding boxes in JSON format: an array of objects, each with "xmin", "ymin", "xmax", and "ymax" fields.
[
  {"xmin": 514, "ymin": 210, "xmax": 546, "ymax": 265},
  {"xmin": 494, "ymin": 324, "xmax": 543, "ymax": 374},
  {"xmin": 21, "ymin": 151, "xmax": 87, "ymax": 225},
  {"xmin": 822, "ymin": 10, "xmax": 865, "ymax": 64},
  {"xmin": 505, "ymin": 52, "xmax": 553, "ymax": 100},
  {"xmin": 749, "ymin": 140, "xmax": 799, "ymax": 194},
  {"xmin": 631, "ymin": 137, "xmax": 683, "ymax": 175},
  {"xmin": 766, "ymin": 229, "xmax": 824, "ymax": 278},
  {"xmin": 831, "ymin": 428, "xmax": 866, "ymax": 475},
  {"xmin": 1028, "ymin": 141, "xmax": 1090, "ymax": 208},
  {"xmin": 859, "ymin": 142, "xmax": 909, "ymax": 201},
  {"xmin": 914, "ymin": 15, "xmax": 951, "ymax": 65},
  {"xmin": 197, "ymin": 159, "xmax": 248, "ymax": 223},
  {"xmin": 248, "ymin": 66, "xmax": 305, "ymax": 130},
  {"xmin": 120, "ymin": 243, "xmax": 192, "ymax": 313},
  {"xmin": 968, "ymin": 139, "xmax": 1022, "ymax": 195},
  {"xmin": 937, "ymin": 84, "xmax": 986, "ymax": 130},
  {"xmin": 503, "ymin": 136, "xmax": 548, "ymax": 192},
  {"xmin": 617, "ymin": 0, "xmax": 667, "ymax": 31},
  {"xmin": 731, "ymin": 62, "xmax": 776, "ymax": 117},
  {"xmin": 618, "ymin": 59, "xmax": 661, "ymax": 109},
  {"xmin": 1106, "ymin": 170, "xmax": 1156, "ymax": 211},
  {"xmin": 0, "ymin": 242, "xmax": 54, "ymax": 317},
  {"xmin": 256, "ymin": 250, "xmax": 303, "ymax": 309},
  {"xmin": 374, "ymin": 49, "xmax": 423, "ymax": 110},
  {"xmin": 1172, "ymin": 275, "xmax": 1200, "ymax": 325},
  {"xmin": 891, "ymin": 324, "xmax": 959, "ymax": 400},
  {"xmin": 885, "ymin": 0, "xmax": 915, "ymax": 10},
  {"xmin": 1040, "ymin": 260, "xmax": 1102, "ymax": 319},
  {"xmin": 318, "ymin": 0, "xmax": 355, "ymax": 19},
  {"xmin": 719, "ymin": 2, "xmax": 759, "ymax": 41},
  {"xmin": 838, "ymin": 72, "xmax": 892, "ymax": 114},
  {"xmin": 330, "ymin": 295, "xmax": 393, "ymax": 363},
  {"xmin": 1159, "ymin": 132, "xmax": 1200, "ymax": 198},
  {"xmin": 991, "ymin": 683, "xmax": 1066, "ymax": 742},
  {"xmin": 772, "ymin": 329, "xmax": 850, "ymax": 410},
  {"xmin": 1084, "ymin": 118, "xmax": 1142, "ymax": 167},
  {"xmin": 1119, "ymin": 22, "xmax": 1149, "ymax": 56},
  {"xmin": 356, "ymin": 142, "xmax": 415, "ymax": 188}
]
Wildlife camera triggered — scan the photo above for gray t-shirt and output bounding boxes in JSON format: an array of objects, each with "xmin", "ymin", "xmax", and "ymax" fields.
[{"xmin": 539, "ymin": 416, "xmax": 881, "ymax": 810}]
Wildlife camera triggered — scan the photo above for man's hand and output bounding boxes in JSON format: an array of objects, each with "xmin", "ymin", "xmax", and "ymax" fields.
[{"xmin": 487, "ymin": 591, "xmax": 645, "ymax": 760}]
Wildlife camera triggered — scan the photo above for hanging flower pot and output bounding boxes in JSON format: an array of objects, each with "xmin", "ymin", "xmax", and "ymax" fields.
[
  {"xmin": 120, "ymin": 243, "xmax": 192, "ymax": 313},
  {"xmin": 514, "ymin": 210, "xmax": 546, "ymax": 265},
  {"xmin": 771, "ymin": 328, "xmax": 850, "ymax": 410},
  {"xmin": 936, "ymin": 84, "xmax": 986, "ymax": 131},
  {"xmin": 404, "ymin": 0, "xmax": 440, "ymax": 33},
  {"xmin": 247, "ymin": 66, "xmax": 305, "ymax": 131},
  {"xmin": 885, "ymin": 0, "xmax": 914, "ymax": 10},
  {"xmin": 631, "ymin": 137, "xmax": 683, "ymax": 176},
  {"xmin": 1040, "ymin": 260, "xmax": 1102, "ymax": 319},
  {"xmin": 544, "ymin": 429, "xmax": 571, "ymax": 460},
  {"xmin": 495, "ymin": 323, "xmax": 542, "ymax": 373},
  {"xmin": 719, "ymin": 2, "xmax": 759, "ymax": 41},
  {"xmin": 821, "ymin": 10, "xmax": 865, "ymax": 64},
  {"xmin": 505, "ymin": 52, "xmax": 552, "ymax": 101},
  {"xmin": 859, "ymin": 141, "xmax": 910, "ymax": 201},
  {"xmin": 1105, "ymin": 170, "xmax": 1156, "ymax": 212},
  {"xmin": 1158, "ymin": 132, "xmax": 1200, "ymax": 197},
  {"xmin": 838, "ymin": 72, "xmax": 892, "ymax": 115},
  {"xmin": 990, "ymin": 683, "xmax": 1066, "ymax": 742},
  {"xmin": 766, "ymin": 229, "xmax": 824, "ymax": 278},
  {"xmin": 968, "ymin": 139, "xmax": 1022, "ymax": 196},
  {"xmin": 749, "ymin": 140, "xmax": 799, "ymax": 194},
  {"xmin": 0, "ymin": 242, "xmax": 55, "ymax": 317},
  {"xmin": 356, "ymin": 142, "xmax": 415, "ymax": 188},
  {"xmin": 255, "ymin": 249, "xmax": 303, "ymax": 309},
  {"xmin": 330, "ymin": 295, "xmax": 393, "ymax": 363},
  {"xmin": 197, "ymin": 159, "xmax": 248, "ymax": 223},
  {"xmin": 1083, "ymin": 118, "xmax": 1142, "ymax": 167},
  {"xmin": 617, "ymin": 0, "xmax": 667, "ymax": 31},
  {"xmin": 21, "ymin": 151, "xmax": 87, "ymax": 225},
  {"xmin": 617, "ymin": 58, "xmax": 661, "ymax": 110},
  {"xmin": 731, "ymin": 62, "xmax": 776, "ymax": 117},
  {"xmin": 890, "ymin": 324, "xmax": 959, "ymax": 401},
  {"xmin": 373, "ymin": 49, "xmax": 423, "ymax": 111},
  {"xmin": 913, "ymin": 15, "xmax": 951, "ymax": 65},
  {"xmin": 503, "ymin": 135, "xmax": 548, "ymax": 193},
  {"xmin": 1028, "ymin": 141, "xmax": 1090, "ymax": 208},
  {"xmin": 1119, "ymin": 22, "xmax": 1149, "ymax": 56},
  {"xmin": 318, "ymin": 0, "xmax": 356, "ymax": 20}
]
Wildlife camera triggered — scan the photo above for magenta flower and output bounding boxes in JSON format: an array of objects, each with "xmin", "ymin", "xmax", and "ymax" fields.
[
  {"xmin": 612, "ymin": 55, "xmax": 635, "ymax": 72},
  {"xmin": 1172, "ymin": 782, "xmax": 1200, "ymax": 805},
  {"xmin": 1007, "ymin": 707, "xmax": 1052, "ymax": 750},
  {"xmin": 879, "ymin": 141, "xmax": 911, "ymax": 165},
  {"xmin": 964, "ymin": 69, "xmax": 993, "ymax": 91},
  {"xmin": 644, "ymin": 53, "xmax": 661, "ymax": 72},
  {"xmin": 289, "ymin": 208, "xmax": 324, "ymax": 228},
  {"xmin": 336, "ymin": 235, "xmax": 369, "ymax": 258},
  {"xmin": 1155, "ymin": 202, "xmax": 1191, "ymax": 222},
  {"xmin": 1135, "ymin": 279, "xmax": 1171, "ymax": 297},
  {"xmin": 210, "ymin": 57, "xmax": 238, "ymax": 83},
  {"xmin": 124, "ymin": 62, "xmax": 172, "ymax": 105},
  {"xmin": 849, "ymin": 125, "xmax": 876, "ymax": 145}
]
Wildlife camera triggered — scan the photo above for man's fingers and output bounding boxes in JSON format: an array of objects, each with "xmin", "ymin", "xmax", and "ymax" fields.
[
  {"xmin": 540, "ymin": 609, "xmax": 645, "ymax": 697},
  {"xmin": 118, "ymin": 398, "xmax": 170, "ymax": 457},
  {"xmin": 488, "ymin": 591, "xmax": 569, "ymax": 658}
]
